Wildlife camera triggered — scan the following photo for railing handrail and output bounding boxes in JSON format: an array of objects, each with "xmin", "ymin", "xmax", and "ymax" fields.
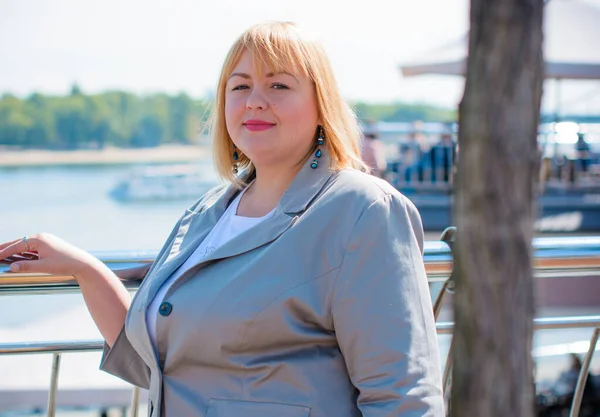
[
  {"xmin": 1, "ymin": 236, "xmax": 599, "ymax": 295},
  {"xmin": 2, "ymin": 315, "xmax": 598, "ymax": 356}
]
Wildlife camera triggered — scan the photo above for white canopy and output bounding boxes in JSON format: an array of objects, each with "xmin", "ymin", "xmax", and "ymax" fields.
[
  {"xmin": 400, "ymin": 0, "xmax": 600, "ymax": 81},
  {"xmin": 401, "ymin": 60, "xmax": 600, "ymax": 80}
]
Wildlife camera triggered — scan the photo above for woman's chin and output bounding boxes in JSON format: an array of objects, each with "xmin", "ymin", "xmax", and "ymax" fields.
[
  {"xmin": 240, "ymin": 148, "xmax": 276, "ymax": 164},
  {"xmin": 241, "ymin": 146, "xmax": 309, "ymax": 171},
  {"xmin": 246, "ymin": 158, "xmax": 279, "ymax": 169},
  {"xmin": 246, "ymin": 154, "xmax": 296, "ymax": 170}
]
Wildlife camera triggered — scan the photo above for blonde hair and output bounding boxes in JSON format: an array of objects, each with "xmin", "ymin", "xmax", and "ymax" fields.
[{"xmin": 210, "ymin": 21, "xmax": 368, "ymax": 186}]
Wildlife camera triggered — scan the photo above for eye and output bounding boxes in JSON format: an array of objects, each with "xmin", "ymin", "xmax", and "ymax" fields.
[
  {"xmin": 271, "ymin": 83, "xmax": 289, "ymax": 90},
  {"xmin": 231, "ymin": 84, "xmax": 250, "ymax": 91}
]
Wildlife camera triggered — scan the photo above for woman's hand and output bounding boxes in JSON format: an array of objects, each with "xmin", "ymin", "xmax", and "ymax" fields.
[
  {"xmin": 1, "ymin": 234, "xmax": 132, "ymax": 347},
  {"xmin": 0, "ymin": 233, "xmax": 103, "ymax": 279}
]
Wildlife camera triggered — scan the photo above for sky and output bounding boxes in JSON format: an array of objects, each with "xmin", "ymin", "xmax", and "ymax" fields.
[{"xmin": 0, "ymin": 0, "xmax": 599, "ymax": 112}]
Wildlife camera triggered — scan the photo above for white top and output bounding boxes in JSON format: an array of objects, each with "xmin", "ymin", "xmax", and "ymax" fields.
[{"xmin": 146, "ymin": 185, "xmax": 275, "ymax": 347}]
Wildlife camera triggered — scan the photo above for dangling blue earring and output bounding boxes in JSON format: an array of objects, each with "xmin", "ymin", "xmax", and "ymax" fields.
[
  {"xmin": 311, "ymin": 126, "xmax": 325, "ymax": 169},
  {"xmin": 232, "ymin": 144, "xmax": 239, "ymax": 174}
]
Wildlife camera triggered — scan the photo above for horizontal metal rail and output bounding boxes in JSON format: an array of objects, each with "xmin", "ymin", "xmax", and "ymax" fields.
[
  {"xmin": 2, "ymin": 316, "xmax": 599, "ymax": 356},
  {"xmin": 0, "ymin": 339, "xmax": 142, "ymax": 417},
  {"xmin": 0, "ymin": 340, "xmax": 104, "ymax": 355},
  {"xmin": 435, "ymin": 315, "xmax": 600, "ymax": 335},
  {"xmin": 1, "ymin": 236, "xmax": 599, "ymax": 295},
  {"xmin": 0, "ymin": 243, "xmax": 451, "ymax": 293}
]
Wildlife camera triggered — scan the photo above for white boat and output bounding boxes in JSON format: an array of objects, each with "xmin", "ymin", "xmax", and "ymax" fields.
[{"xmin": 109, "ymin": 164, "xmax": 220, "ymax": 202}]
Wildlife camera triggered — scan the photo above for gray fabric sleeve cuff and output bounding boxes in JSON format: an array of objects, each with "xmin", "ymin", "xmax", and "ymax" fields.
[{"xmin": 99, "ymin": 326, "xmax": 151, "ymax": 389}]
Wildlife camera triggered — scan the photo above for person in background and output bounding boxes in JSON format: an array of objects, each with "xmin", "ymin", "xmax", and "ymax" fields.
[
  {"xmin": 575, "ymin": 132, "xmax": 591, "ymax": 174},
  {"xmin": 360, "ymin": 126, "xmax": 387, "ymax": 178},
  {"xmin": 0, "ymin": 22, "xmax": 443, "ymax": 417},
  {"xmin": 430, "ymin": 131, "xmax": 457, "ymax": 184},
  {"xmin": 400, "ymin": 131, "xmax": 426, "ymax": 183}
]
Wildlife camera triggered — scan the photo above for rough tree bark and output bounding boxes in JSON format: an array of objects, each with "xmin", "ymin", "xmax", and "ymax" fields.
[{"xmin": 451, "ymin": 1, "xmax": 544, "ymax": 416}]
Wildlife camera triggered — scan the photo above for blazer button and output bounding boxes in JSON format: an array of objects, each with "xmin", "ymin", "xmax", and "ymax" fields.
[{"xmin": 159, "ymin": 301, "xmax": 173, "ymax": 316}]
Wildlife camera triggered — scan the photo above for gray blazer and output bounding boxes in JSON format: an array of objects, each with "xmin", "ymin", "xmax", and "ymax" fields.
[{"xmin": 100, "ymin": 155, "xmax": 444, "ymax": 417}]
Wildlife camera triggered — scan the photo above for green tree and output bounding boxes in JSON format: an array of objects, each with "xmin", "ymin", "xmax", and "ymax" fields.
[
  {"xmin": 132, "ymin": 115, "xmax": 163, "ymax": 147},
  {"xmin": 0, "ymin": 95, "xmax": 33, "ymax": 146},
  {"xmin": 169, "ymin": 93, "xmax": 194, "ymax": 144}
]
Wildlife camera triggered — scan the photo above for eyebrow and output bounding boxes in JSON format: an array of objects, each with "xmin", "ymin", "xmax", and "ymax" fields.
[{"xmin": 228, "ymin": 71, "xmax": 299, "ymax": 83}]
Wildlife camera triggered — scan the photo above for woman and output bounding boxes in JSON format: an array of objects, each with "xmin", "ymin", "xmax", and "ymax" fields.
[{"xmin": 0, "ymin": 22, "xmax": 443, "ymax": 416}]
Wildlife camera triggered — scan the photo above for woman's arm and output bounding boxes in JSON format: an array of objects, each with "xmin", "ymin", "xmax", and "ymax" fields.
[
  {"xmin": 331, "ymin": 193, "xmax": 444, "ymax": 417},
  {"xmin": 76, "ymin": 261, "xmax": 132, "ymax": 347},
  {"xmin": 0, "ymin": 234, "xmax": 152, "ymax": 388}
]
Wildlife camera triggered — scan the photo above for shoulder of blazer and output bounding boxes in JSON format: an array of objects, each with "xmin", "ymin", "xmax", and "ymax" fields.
[
  {"xmin": 327, "ymin": 169, "xmax": 405, "ymax": 206},
  {"xmin": 186, "ymin": 183, "xmax": 231, "ymax": 213},
  {"xmin": 326, "ymin": 170, "xmax": 425, "ymax": 252}
]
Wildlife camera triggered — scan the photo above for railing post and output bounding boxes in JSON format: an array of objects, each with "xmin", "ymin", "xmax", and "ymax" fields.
[
  {"xmin": 569, "ymin": 326, "xmax": 600, "ymax": 417},
  {"xmin": 130, "ymin": 386, "xmax": 140, "ymax": 417},
  {"xmin": 436, "ymin": 227, "xmax": 456, "ymax": 417},
  {"xmin": 433, "ymin": 227, "xmax": 456, "ymax": 321},
  {"xmin": 47, "ymin": 352, "xmax": 61, "ymax": 417},
  {"xmin": 442, "ymin": 337, "xmax": 454, "ymax": 415}
]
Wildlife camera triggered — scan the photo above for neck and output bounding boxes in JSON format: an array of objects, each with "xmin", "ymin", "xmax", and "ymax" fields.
[{"xmin": 238, "ymin": 161, "xmax": 303, "ymax": 217}]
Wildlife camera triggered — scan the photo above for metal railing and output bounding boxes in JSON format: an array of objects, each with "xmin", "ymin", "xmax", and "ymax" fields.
[{"xmin": 1, "ymin": 234, "xmax": 599, "ymax": 417}]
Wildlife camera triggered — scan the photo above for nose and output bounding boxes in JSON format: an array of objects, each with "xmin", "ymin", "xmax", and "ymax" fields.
[{"xmin": 246, "ymin": 87, "xmax": 268, "ymax": 110}]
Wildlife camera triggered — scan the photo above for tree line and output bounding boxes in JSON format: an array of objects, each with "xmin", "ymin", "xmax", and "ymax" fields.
[{"xmin": 0, "ymin": 85, "xmax": 456, "ymax": 150}]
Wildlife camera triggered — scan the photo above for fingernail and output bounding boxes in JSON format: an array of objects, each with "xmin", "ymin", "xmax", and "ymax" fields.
[{"xmin": 10, "ymin": 263, "xmax": 20, "ymax": 272}]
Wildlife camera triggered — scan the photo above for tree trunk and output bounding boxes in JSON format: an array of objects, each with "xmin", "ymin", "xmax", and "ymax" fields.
[{"xmin": 451, "ymin": 1, "xmax": 544, "ymax": 416}]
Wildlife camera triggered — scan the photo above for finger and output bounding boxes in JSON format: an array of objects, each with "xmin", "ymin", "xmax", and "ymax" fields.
[
  {"xmin": 0, "ymin": 238, "xmax": 40, "ymax": 260},
  {"xmin": 0, "ymin": 238, "xmax": 23, "ymax": 252},
  {"xmin": 10, "ymin": 258, "xmax": 50, "ymax": 273},
  {"xmin": 3, "ymin": 253, "xmax": 40, "ymax": 263},
  {"xmin": 0, "ymin": 241, "xmax": 27, "ymax": 260}
]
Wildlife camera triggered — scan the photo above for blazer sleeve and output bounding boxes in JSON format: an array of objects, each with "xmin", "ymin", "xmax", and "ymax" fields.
[
  {"xmin": 99, "ymin": 326, "xmax": 151, "ymax": 389},
  {"xmin": 331, "ymin": 193, "xmax": 444, "ymax": 417}
]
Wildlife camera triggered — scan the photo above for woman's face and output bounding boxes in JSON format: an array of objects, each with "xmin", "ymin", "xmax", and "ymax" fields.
[{"xmin": 225, "ymin": 49, "xmax": 320, "ymax": 170}]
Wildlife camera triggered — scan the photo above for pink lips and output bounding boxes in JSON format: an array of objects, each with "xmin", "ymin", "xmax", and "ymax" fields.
[{"xmin": 243, "ymin": 119, "xmax": 276, "ymax": 132}]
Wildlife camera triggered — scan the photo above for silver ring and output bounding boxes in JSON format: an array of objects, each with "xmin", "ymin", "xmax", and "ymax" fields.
[{"xmin": 22, "ymin": 236, "xmax": 31, "ymax": 252}]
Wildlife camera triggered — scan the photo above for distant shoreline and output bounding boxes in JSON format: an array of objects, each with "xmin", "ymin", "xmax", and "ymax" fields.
[{"xmin": 0, "ymin": 145, "xmax": 212, "ymax": 168}]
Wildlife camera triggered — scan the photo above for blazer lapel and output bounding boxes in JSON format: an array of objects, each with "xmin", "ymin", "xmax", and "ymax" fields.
[
  {"xmin": 195, "ymin": 210, "xmax": 299, "ymax": 265},
  {"xmin": 144, "ymin": 184, "xmax": 240, "ymax": 304},
  {"xmin": 278, "ymin": 153, "xmax": 336, "ymax": 215}
]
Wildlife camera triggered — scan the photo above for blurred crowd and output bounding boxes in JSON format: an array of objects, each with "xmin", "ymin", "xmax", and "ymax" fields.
[
  {"xmin": 360, "ymin": 123, "xmax": 598, "ymax": 192},
  {"xmin": 361, "ymin": 125, "xmax": 457, "ymax": 186}
]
